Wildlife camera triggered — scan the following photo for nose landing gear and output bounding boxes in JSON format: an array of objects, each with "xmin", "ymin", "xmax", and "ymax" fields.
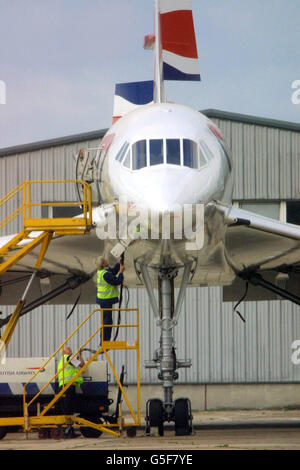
[{"xmin": 141, "ymin": 263, "xmax": 195, "ymax": 437}]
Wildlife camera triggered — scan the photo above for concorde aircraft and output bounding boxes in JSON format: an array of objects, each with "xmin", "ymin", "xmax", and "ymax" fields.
[{"xmin": 0, "ymin": 0, "xmax": 300, "ymax": 435}]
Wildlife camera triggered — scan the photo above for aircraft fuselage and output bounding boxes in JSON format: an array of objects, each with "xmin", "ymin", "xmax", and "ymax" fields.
[{"xmin": 90, "ymin": 103, "xmax": 234, "ymax": 284}]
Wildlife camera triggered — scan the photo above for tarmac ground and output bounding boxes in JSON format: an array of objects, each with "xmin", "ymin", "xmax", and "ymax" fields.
[{"xmin": 1, "ymin": 409, "xmax": 300, "ymax": 450}]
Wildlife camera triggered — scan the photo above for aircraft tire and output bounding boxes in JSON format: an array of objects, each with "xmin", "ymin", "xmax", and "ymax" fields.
[
  {"xmin": 174, "ymin": 398, "xmax": 192, "ymax": 436},
  {"xmin": 126, "ymin": 427, "xmax": 137, "ymax": 438},
  {"xmin": 148, "ymin": 399, "xmax": 164, "ymax": 436}
]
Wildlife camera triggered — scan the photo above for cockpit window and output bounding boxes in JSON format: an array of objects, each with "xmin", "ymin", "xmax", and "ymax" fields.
[
  {"xmin": 199, "ymin": 140, "xmax": 213, "ymax": 162},
  {"xmin": 123, "ymin": 149, "xmax": 131, "ymax": 169},
  {"xmin": 120, "ymin": 138, "xmax": 210, "ymax": 170},
  {"xmin": 199, "ymin": 146, "xmax": 207, "ymax": 167},
  {"xmin": 150, "ymin": 139, "xmax": 164, "ymax": 166},
  {"xmin": 183, "ymin": 139, "xmax": 198, "ymax": 169},
  {"xmin": 115, "ymin": 141, "xmax": 129, "ymax": 162},
  {"xmin": 166, "ymin": 139, "xmax": 181, "ymax": 165},
  {"xmin": 132, "ymin": 140, "xmax": 147, "ymax": 170},
  {"xmin": 219, "ymin": 140, "xmax": 232, "ymax": 171}
]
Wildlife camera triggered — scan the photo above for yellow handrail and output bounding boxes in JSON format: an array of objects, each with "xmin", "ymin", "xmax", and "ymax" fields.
[
  {"xmin": 0, "ymin": 206, "xmax": 24, "ymax": 231},
  {"xmin": 23, "ymin": 308, "xmax": 140, "ymax": 429},
  {"xmin": 0, "ymin": 182, "xmax": 24, "ymax": 207},
  {"xmin": 0, "ymin": 180, "xmax": 93, "ymax": 233}
]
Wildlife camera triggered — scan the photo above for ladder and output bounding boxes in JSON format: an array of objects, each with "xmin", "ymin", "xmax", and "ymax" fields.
[
  {"xmin": 0, "ymin": 180, "xmax": 93, "ymax": 276},
  {"xmin": 0, "ymin": 180, "xmax": 93, "ymax": 357},
  {"xmin": 0, "ymin": 308, "xmax": 141, "ymax": 438}
]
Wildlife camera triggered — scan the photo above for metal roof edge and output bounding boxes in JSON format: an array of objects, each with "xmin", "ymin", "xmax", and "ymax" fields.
[
  {"xmin": 0, "ymin": 128, "xmax": 107, "ymax": 158},
  {"xmin": 201, "ymin": 108, "xmax": 300, "ymax": 132},
  {"xmin": 1, "ymin": 109, "xmax": 300, "ymax": 158}
]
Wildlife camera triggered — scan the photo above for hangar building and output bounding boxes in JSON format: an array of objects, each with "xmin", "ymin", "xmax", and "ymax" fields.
[{"xmin": 1, "ymin": 109, "xmax": 300, "ymax": 409}]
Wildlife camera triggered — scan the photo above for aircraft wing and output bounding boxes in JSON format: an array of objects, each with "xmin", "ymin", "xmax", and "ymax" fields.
[
  {"xmin": 0, "ymin": 230, "xmax": 105, "ymax": 307},
  {"xmin": 217, "ymin": 204, "xmax": 300, "ymax": 302},
  {"xmin": 1, "ymin": 203, "xmax": 300, "ymax": 311},
  {"xmin": 0, "ymin": 225, "xmax": 140, "ymax": 311}
]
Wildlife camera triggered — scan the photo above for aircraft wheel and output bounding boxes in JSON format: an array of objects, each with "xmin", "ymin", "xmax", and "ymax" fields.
[
  {"xmin": 126, "ymin": 427, "xmax": 137, "ymax": 438},
  {"xmin": 174, "ymin": 398, "xmax": 192, "ymax": 436},
  {"xmin": 158, "ymin": 422, "xmax": 164, "ymax": 437},
  {"xmin": 148, "ymin": 399, "xmax": 164, "ymax": 436}
]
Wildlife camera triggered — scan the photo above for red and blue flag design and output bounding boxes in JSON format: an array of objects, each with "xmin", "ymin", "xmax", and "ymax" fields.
[
  {"xmin": 160, "ymin": 0, "xmax": 201, "ymax": 81},
  {"xmin": 113, "ymin": 80, "xmax": 154, "ymax": 122}
]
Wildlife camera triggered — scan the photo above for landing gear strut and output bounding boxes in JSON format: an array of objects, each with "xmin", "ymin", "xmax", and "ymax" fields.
[{"xmin": 142, "ymin": 264, "xmax": 194, "ymax": 436}]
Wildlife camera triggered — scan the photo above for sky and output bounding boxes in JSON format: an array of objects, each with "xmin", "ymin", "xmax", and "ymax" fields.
[{"xmin": 0, "ymin": 0, "xmax": 299, "ymax": 149}]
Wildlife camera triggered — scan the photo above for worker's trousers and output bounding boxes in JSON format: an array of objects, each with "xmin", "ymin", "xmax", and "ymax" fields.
[
  {"xmin": 59, "ymin": 384, "xmax": 77, "ymax": 415},
  {"xmin": 96, "ymin": 298, "xmax": 118, "ymax": 342}
]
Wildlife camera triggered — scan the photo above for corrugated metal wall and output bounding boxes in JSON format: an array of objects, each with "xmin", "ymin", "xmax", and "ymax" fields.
[
  {"xmin": 2, "ymin": 292, "xmax": 300, "ymax": 384},
  {"xmin": 1, "ymin": 114, "xmax": 300, "ymax": 384},
  {"xmin": 214, "ymin": 118, "xmax": 300, "ymax": 200},
  {"xmin": 0, "ymin": 137, "xmax": 101, "ymax": 234}
]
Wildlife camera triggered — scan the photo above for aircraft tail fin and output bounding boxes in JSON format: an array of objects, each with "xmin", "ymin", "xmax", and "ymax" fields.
[
  {"xmin": 150, "ymin": 0, "xmax": 201, "ymax": 103},
  {"xmin": 160, "ymin": 0, "xmax": 201, "ymax": 82},
  {"xmin": 113, "ymin": 80, "xmax": 154, "ymax": 123},
  {"xmin": 113, "ymin": 1, "xmax": 200, "ymax": 118}
]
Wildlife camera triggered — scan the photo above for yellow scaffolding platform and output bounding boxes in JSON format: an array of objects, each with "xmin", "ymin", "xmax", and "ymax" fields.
[
  {"xmin": 0, "ymin": 308, "xmax": 140, "ymax": 438},
  {"xmin": 0, "ymin": 179, "xmax": 92, "ymax": 357},
  {"xmin": 0, "ymin": 181, "xmax": 141, "ymax": 438},
  {"xmin": 0, "ymin": 179, "xmax": 92, "ymax": 275}
]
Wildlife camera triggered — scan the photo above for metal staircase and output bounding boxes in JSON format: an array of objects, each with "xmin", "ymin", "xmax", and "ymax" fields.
[
  {"xmin": 0, "ymin": 230, "xmax": 52, "ymax": 276},
  {"xmin": 0, "ymin": 307, "xmax": 141, "ymax": 438},
  {"xmin": 0, "ymin": 180, "xmax": 93, "ymax": 357}
]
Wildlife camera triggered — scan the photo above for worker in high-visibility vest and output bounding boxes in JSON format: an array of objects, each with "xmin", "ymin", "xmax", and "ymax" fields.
[
  {"xmin": 96, "ymin": 256, "xmax": 124, "ymax": 342},
  {"xmin": 57, "ymin": 345, "xmax": 85, "ymax": 439}
]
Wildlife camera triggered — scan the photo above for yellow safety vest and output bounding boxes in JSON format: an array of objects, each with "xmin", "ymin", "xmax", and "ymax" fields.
[
  {"xmin": 57, "ymin": 354, "xmax": 83, "ymax": 387},
  {"xmin": 97, "ymin": 268, "xmax": 119, "ymax": 300}
]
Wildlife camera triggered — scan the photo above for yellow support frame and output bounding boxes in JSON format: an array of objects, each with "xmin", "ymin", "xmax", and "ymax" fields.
[
  {"xmin": 0, "ymin": 180, "xmax": 93, "ymax": 276},
  {"xmin": 0, "ymin": 415, "xmax": 120, "ymax": 438},
  {"xmin": 0, "ymin": 179, "xmax": 92, "ymax": 234},
  {"xmin": 0, "ymin": 179, "xmax": 93, "ymax": 384},
  {"xmin": 0, "ymin": 308, "xmax": 141, "ymax": 438},
  {"xmin": 0, "ymin": 231, "xmax": 52, "ymax": 276},
  {"xmin": 0, "ymin": 181, "xmax": 142, "ymax": 438},
  {"xmin": 0, "ymin": 180, "xmax": 131, "ymax": 436},
  {"xmin": 0, "ymin": 300, "xmax": 24, "ymax": 360},
  {"xmin": 0, "ymin": 232, "xmax": 53, "ymax": 355}
]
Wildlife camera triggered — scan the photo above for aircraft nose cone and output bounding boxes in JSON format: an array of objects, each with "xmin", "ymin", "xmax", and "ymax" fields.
[{"xmin": 140, "ymin": 169, "xmax": 190, "ymax": 212}]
